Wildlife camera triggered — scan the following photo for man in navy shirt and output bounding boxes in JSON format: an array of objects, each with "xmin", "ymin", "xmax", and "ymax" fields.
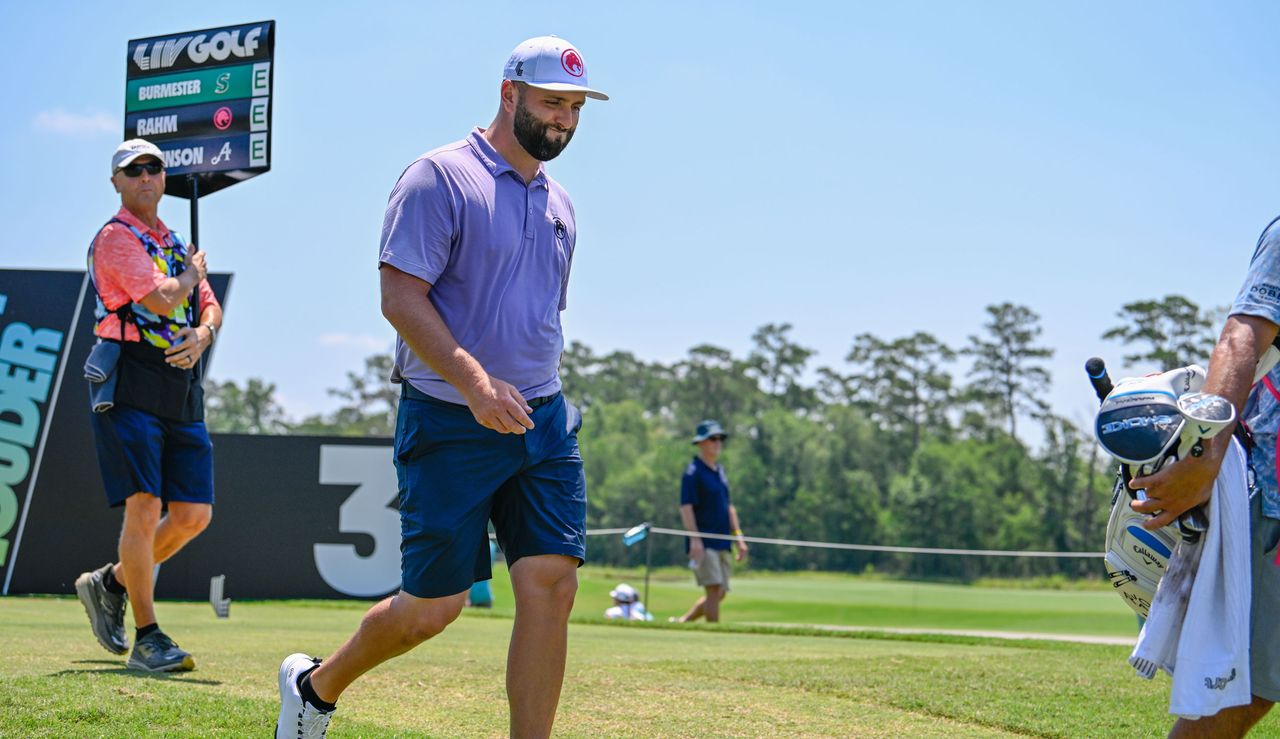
[{"xmin": 674, "ymin": 420, "xmax": 748, "ymax": 623}]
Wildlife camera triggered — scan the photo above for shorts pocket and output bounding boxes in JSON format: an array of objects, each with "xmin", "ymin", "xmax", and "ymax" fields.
[{"xmin": 565, "ymin": 400, "xmax": 582, "ymax": 436}]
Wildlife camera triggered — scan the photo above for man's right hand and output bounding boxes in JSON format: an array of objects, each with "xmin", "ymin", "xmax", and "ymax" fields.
[
  {"xmin": 463, "ymin": 375, "xmax": 534, "ymax": 434},
  {"xmin": 689, "ymin": 539, "xmax": 705, "ymax": 566},
  {"xmin": 186, "ymin": 251, "xmax": 208, "ymax": 284}
]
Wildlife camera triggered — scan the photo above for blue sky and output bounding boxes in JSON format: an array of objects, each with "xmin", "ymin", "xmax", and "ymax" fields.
[{"xmin": 3, "ymin": 2, "xmax": 1279, "ymax": 434}]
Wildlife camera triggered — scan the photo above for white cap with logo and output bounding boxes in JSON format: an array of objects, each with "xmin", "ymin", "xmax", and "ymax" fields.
[
  {"xmin": 503, "ymin": 35, "xmax": 609, "ymax": 101},
  {"xmin": 112, "ymin": 138, "xmax": 165, "ymax": 174},
  {"xmin": 609, "ymin": 583, "xmax": 639, "ymax": 603}
]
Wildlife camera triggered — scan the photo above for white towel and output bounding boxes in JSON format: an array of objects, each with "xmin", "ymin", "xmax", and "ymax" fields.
[{"xmin": 1130, "ymin": 438, "xmax": 1252, "ymax": 720}]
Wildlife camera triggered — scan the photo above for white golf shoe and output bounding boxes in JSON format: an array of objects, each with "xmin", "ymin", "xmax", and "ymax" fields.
[{"xmin": 276, "ymin": 653, "xmax": 332, "ymax": 738}]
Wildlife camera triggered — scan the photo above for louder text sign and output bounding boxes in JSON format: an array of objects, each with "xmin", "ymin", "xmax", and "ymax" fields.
[{"xmin": 0, "ymin": 271, "xmax": 82, "ymax": 589}]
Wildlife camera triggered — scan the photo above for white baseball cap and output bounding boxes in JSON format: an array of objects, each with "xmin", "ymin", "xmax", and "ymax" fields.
[
  {"xmin": 112, "ymin": 138, "xmax": 164, "ymax": 173},
  {"xmin": 503, "ymin": 35, "xmax": 608, "ymax": 101},
  {"xmin": 609, "ymin": 583, "xmax": 638, "ymax": 602}
]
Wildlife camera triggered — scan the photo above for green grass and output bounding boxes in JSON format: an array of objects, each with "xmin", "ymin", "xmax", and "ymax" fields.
[
  {"xmin": 6, "ymin": 568, "xmax": 1280, "ymax": 736},
  {"xmin": 543, "ymin": 565, "xmax": 1144, "ymax": 637}
]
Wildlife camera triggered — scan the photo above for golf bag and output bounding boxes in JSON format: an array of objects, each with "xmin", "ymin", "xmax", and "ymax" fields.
[{"xmin": 1090, "ymin": 364, "xmax": 1239, "ymax": 618}]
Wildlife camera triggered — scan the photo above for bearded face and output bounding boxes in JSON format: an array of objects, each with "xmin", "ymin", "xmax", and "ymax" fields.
[{"xmin": 512, "ymin": 87, "xmax": 576, "ymax": 162}]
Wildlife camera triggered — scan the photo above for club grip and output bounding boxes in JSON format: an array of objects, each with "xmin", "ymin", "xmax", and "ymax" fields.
[{"xmin": 1086, "ymin": 357, "xmax": 1113, "ymax": 403}]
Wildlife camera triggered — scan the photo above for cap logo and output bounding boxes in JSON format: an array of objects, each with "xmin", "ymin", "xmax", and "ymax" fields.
[
  {"xmin": 561, "ymin": 48, "xmax": 584, "ymax": 77},
  {"xmin": 515, "ymin": 60, "xmax": 524, "ymax": 77}
]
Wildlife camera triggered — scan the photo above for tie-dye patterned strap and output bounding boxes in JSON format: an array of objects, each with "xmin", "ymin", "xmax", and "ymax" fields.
[{"xmin": 88, "ymin": 218, "xmax": 195, "ymax": 348}]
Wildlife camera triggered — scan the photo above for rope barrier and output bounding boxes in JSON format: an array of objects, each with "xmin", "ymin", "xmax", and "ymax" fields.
[{"xmin": 582, "ymin": 525, "xmax": 1104, "ymax": 559}]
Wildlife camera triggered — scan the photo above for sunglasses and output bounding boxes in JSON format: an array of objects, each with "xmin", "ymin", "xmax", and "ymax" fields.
[
  {"xmin": 119, "ymin": 161, "xmax": 164, "ymax": 177},
  {"xmin": 709, "ymin": 435, "xmax": 727, "ymax": 442}
]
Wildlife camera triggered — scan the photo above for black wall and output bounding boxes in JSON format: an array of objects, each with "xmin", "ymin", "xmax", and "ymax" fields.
[{"xmin": 2, "ymin": 270, "xmax": 403, "ymax": 600}]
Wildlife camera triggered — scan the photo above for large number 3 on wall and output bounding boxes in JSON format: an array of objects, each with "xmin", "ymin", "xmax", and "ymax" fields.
[{"xmin": 313, "ymin": 445, "xmax": 401, "ymax": 597}]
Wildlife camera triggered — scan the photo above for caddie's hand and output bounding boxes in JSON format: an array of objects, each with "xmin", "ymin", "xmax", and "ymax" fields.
[
  {"xmin": 463, "ymin": 375, "xmax": 534, "ymax": 434},
  {"xmin": 164, "ymin": 325, "xmax": 208, "ymax": 369},
  {"xmin": 1130, "ymin": 451, "xmax": 1220, "ymax": 530},
  {"xmin": 736, "ymin": 540, "xmax": 749, "ymax": 562},
  {"xmin": 187, "ymin": 250, "xmax": 209, "ymax": 283},
  {"xmin": 689, "ymin": 539, "xmax": 705, "ymax": 565}
]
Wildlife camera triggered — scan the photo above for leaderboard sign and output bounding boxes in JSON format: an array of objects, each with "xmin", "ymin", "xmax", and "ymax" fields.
[{"xmin": 124, "ymin": 21, "xmax": 275, "ymax": 198}]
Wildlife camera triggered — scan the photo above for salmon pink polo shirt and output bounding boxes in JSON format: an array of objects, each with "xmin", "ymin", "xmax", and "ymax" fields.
[{"xmin": 92, "ymin": 206, "xmax": 218, "ymax": 343}]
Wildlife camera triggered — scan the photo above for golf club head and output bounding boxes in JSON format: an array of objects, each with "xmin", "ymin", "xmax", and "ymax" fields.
[{"xmin": 1175, "ymin": 392, "xmax": 1236, "ymax": 441}]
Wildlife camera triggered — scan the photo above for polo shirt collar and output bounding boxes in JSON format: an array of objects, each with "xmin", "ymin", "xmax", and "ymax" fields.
[
  {"xmin": 113, "ymin": 206, "xmax": 171, "ymax": 242},
  {"xmin": 467, "ymin": 128, "xmax": 547, "ymax": 188}
]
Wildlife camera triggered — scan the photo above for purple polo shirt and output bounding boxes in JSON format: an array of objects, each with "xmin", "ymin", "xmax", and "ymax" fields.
[{"xmin": 379, "ymin": 128, "xmax": 577, "ymax": 404}]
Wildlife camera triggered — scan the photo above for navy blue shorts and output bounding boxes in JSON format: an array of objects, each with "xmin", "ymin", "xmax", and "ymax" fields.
[
  {"xmin": 90, "ymin": 405, "xmax": 215, "ymax": 508},
  {"xmin": 394, "ymin": 388, "xmax": 586, "ymax": 599}
]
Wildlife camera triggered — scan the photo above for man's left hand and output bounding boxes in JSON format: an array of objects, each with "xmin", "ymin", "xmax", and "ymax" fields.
[
  {"xmin": 164, "ymin": 325, "xmax": 210, "ymax": 369},
  {"xmin": 735, "ymin": 540, "xmax": 749, "ymax": 562}
]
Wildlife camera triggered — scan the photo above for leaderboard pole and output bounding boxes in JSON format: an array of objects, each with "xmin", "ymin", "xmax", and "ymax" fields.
[
  {"xmin": 188, "ymin": 174, "xmax": 200, "ymax": 249},
  {"xmin": 188, "ymin": 174, "xmax": 200, "ymax": 355}
]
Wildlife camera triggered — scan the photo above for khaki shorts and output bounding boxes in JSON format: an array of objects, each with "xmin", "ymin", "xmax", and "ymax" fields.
[
  {"xmin": 1251, "ymin": 491, "xmax": 1280, "ymax": 701},
  {"xmin": 693, "ymin": 548, "xmax": 733, "ymax": 591}
]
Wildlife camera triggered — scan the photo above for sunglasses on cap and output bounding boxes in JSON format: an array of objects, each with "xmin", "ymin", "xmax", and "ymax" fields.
[{"xmin": 118, "ymin": 161, "xmax": 164, "ymax": 177}]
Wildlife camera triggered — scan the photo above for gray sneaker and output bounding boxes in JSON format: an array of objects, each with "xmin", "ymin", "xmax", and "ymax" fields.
[
  {"xmin": 74, "ymin": 563, "xmax": 128, "ymax": 655},
  {"xmin": 127, "ymin": 630, "xmax": 195, "ymax": 672}
]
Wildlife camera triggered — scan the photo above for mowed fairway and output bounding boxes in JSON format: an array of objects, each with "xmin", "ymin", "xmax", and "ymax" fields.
[
  {"xmin": 4, "ymin": 568, "xmax": 1280, "ymax": 738},
  {"xmin": 563, "ymin": 565, "xmax": 1142, "ymax": 637}
]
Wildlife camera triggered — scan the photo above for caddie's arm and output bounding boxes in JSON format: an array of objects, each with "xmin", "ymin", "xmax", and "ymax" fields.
[
  {"xmin": 379, "ymin": 265, "xmax": 534, "ymax": 435},
  {"xmin": 729, "ymin": 504, "xmax": 748, "ymax": 561},
  {"xmin": 680, "ymin": 503, "xmax": 704, "ymax": 564},
  {"xmin": 139, "ymin": 249, "xmax": 207, "ymax": 316},
  {"xmin": 1132, "ymin": 314, "xmax": 1279, "ymax": 529},
  {"xmin": 164, "ymin": 279, "xmax": 222, "ymax": 367}
]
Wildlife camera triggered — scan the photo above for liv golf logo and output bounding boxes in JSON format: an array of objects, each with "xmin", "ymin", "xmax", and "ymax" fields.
[{"xmin": 132, "ymin": 26, "xmax": 266, "ymax": 71}]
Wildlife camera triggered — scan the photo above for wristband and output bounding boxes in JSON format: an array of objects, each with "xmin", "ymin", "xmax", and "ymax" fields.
[{"xmin": 733, "ymin": 529, "xmax": 744, "ymax": 537}]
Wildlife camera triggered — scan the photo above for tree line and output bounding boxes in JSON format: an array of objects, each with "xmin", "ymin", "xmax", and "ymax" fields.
[{"xmin": 206, "ymin": 295, "xmax": 1222, "ymax": 580}]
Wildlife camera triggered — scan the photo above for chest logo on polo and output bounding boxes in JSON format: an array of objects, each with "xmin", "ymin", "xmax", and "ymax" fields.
[{"xmin": 553, "ymin": 218, "xmax": 567, "ymax": 240}]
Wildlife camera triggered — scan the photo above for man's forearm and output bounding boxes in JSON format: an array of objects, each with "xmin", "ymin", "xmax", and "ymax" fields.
[
  {"xmin": 1181, "ymin": 314, "xmax": 1278, "ymax": 464},
  {"xmin": 199, "ymin": 305, "xmax": 222, "ymax": 332},
  {"xmin": 142, "ymin": 271, "xmax": 200, "ymax": 315},
  {"xmin": 1205, "ymin": 315, "xmax": 1279, "ymax": 414},
  {"xmin": 381, "ymin": 268, "xmax": 487, "ymax": 397},
  {"xmin": 679, "ymin": 505, "xmax": 701, "ymax": 541}
]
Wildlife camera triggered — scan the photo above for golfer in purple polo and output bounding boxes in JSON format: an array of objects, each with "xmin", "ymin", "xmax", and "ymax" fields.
[{"xmin": 276, "ymin": 35, "xmax": 607, "ymax": 738}]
